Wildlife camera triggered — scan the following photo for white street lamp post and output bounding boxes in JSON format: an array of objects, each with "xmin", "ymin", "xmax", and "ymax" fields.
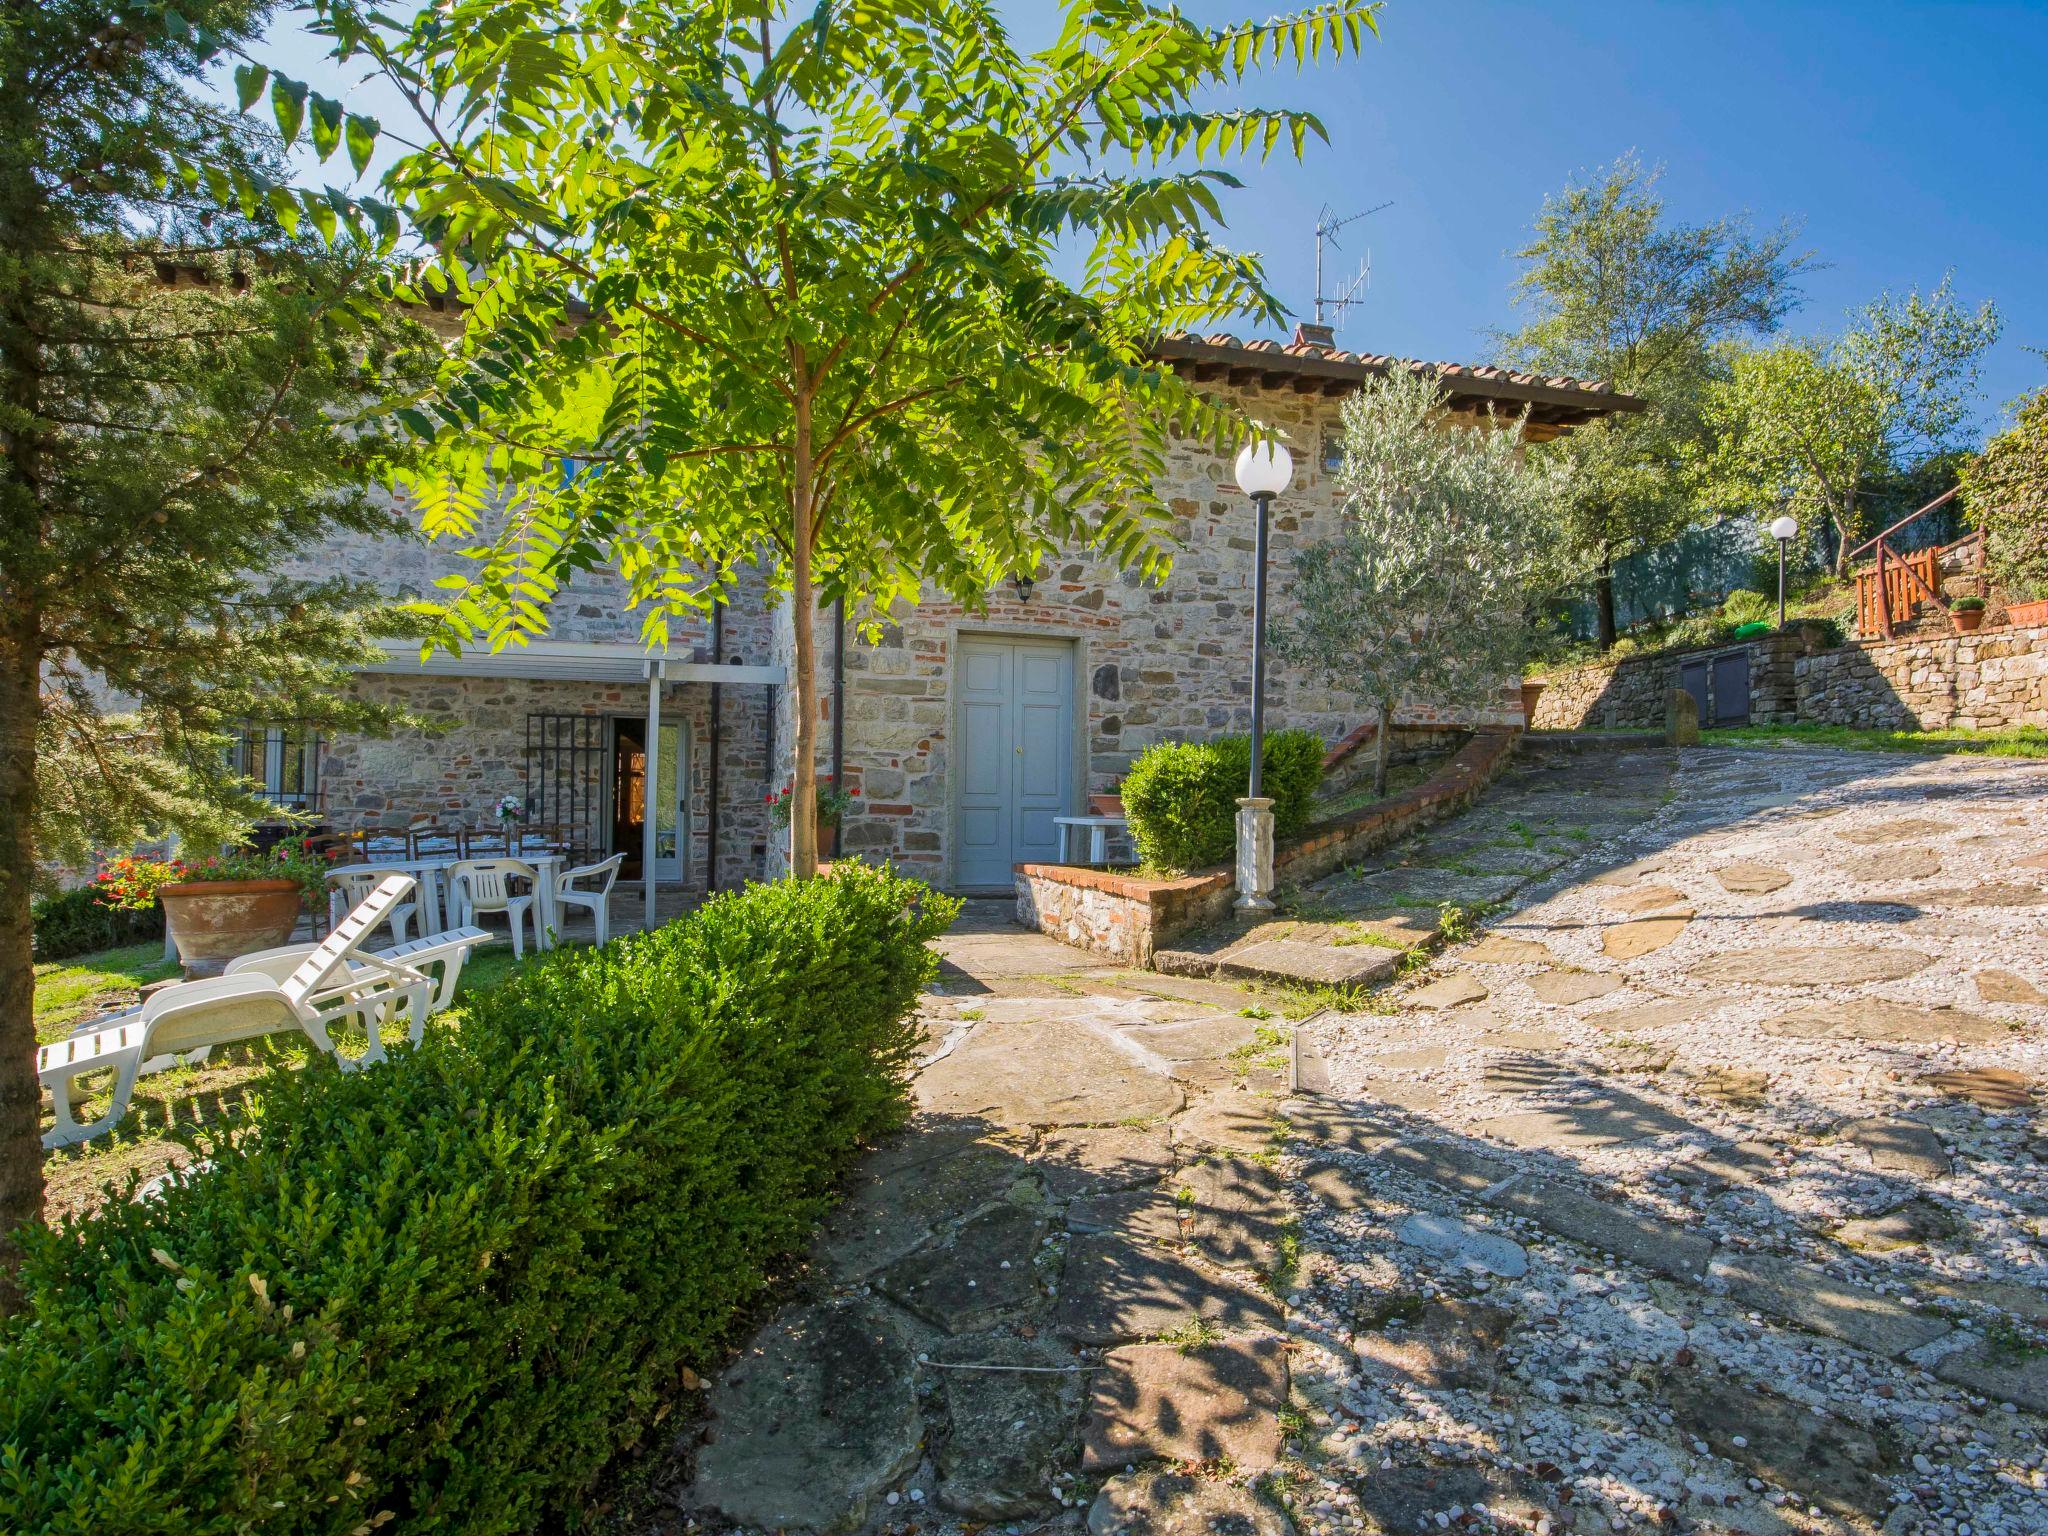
[
  {"xmin": 1770, "ymin": 515, "xmax": 1799, "ymax": 629},
  {"xmin": 1232, "ymin": 439, "xmax": 1293, "ymax": 914}
]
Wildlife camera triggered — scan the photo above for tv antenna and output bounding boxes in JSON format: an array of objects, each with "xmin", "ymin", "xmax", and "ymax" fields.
[{"xmin": 1313, "ymin": 201, "xmax": 1392, "ymax": 329}]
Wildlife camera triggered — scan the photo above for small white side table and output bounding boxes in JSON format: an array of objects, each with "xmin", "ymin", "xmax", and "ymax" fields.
[{"xmin": 1053, "ymin": 815, "xmax": 1130, "ymax": 866}]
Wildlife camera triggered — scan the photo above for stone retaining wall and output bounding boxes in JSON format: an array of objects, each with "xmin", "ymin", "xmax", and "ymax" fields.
[
  {"xmin": 1014, "ymin": 729, "xmax": 1521, "ymax": 964},
  {"xmin": 1532, "ymin": 618, "xmax": 2048, "ymax": 734},
  {"xmin": 1530, "ymin": 637, "xmax": 1801, "ymax": 732},
  {"xmin": 1796, "ymin": 622, "xmax": 2048, "ymax": 729}
]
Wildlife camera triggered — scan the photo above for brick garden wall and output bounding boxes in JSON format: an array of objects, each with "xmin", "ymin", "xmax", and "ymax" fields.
[{"xmin": 1014, "ymin": 729, "xmax": 1521, "ymax": 965}]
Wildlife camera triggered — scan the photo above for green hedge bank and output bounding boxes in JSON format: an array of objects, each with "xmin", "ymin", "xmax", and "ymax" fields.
[
  {"xmin": 1120, "ymin": 728, "xmax": 1325, "ymax": 871},
  {"xmin": 0, "ymin": 864, "xmax": 957, "ymax": 1535}
]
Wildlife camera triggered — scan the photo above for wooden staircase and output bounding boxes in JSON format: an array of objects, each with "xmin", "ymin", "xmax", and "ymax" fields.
[{"xmin": 1848, "ymin": 488, "xmax": 1983, "ymax": 639}]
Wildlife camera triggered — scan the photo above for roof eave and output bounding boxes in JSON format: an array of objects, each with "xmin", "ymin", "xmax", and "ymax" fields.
[{"xmin": 1147, "ymin": 334, "xmax": 1643, "ymax": 427}]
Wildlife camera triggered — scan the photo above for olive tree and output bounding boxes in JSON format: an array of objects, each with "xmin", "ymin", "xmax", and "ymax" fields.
[{"xmin": 1280, "ymin": 369, "xmax": 1559, "ymax": 796}]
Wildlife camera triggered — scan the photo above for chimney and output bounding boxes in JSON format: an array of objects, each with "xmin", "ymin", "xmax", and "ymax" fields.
[{"xmin": 1291, "ymin": 321, "xmax": 1336, "ymax": 350}]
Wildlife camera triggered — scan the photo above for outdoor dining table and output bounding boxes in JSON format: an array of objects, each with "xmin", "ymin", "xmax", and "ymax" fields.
[{"xmin": 328, "ymin": 853, "xmax": 566, "ymax": 949}]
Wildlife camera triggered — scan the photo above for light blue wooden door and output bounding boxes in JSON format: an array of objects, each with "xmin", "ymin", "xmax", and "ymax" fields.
[{"xmin": 956, "ymin": 637, "xmax": 1075, "ymax": 889}]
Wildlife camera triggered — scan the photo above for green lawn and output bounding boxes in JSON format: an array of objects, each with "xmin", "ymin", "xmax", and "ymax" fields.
[
  {"xmin": 1702, "ymin": 722, "xmax": 2048, "ymax": 759},
  {"xmin": 33, "ymin": 942, "xmax": 180, "ymax": 1043}
]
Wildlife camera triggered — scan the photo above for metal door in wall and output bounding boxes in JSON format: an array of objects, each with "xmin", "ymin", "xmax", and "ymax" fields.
[
  {"xmin": 1678, "ymin": 659, "xmax": 1710, "ymax": 728},
  {"xmin": 955, "ymin": 636, "xmax": 1075, "ymax": 890},
  {"xmin": 1710, "ymin": 650, "xmax": 1751, "ymax": 726}
]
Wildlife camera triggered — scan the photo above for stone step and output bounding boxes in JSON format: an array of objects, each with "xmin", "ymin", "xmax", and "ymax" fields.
[{"xmin": 1282, "ymin": 1099, "xmax": 1956, "ymax": 1364}]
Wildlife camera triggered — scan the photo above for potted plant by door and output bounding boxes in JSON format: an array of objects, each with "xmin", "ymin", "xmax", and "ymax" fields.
[
  {"xmin": 768, "ymin": 777, "xmax": 859, "ymax": 861},
  {"xmin": 1952, "ymin": 595, "xmax": 1986, "ymax": 633},
  {"xmin": 96, "ymin": 842, "xmax": 334, "ymax": 977}
]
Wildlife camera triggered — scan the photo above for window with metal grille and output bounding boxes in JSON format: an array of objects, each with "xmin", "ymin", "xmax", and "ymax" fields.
[{"xmin": 233, "ymin": 726, "xmax": 322, "ymax": 813}]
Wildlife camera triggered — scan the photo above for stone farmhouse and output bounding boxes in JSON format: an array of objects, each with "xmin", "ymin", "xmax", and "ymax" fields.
[{"xmin": 269, "ymin": 325, "xmax": 1636, "ymax": 900}]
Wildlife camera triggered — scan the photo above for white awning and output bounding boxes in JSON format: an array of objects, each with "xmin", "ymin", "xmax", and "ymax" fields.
[{"xmin": 364, "ymin": 638, "xmax": 783, "ymax": 686}]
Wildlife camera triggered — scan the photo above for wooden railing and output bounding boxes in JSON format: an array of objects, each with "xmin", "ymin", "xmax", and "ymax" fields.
[{"xmin": 1846, "ymin": 487, "xmax": 1971, "ymax": 639}]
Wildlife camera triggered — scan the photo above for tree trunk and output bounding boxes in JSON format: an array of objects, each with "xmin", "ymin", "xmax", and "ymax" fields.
[
  {"xmin": 1593, "ymin": 562, "xmax": 1618, "ymax": 651},
  {"xmin": 0, "ymin": 635, "xmax": 43, "ymax": 1308},
  {"xmin": 786, "ymin": 395, "xmax": 819, "ymax": 880},
  {"xmin": 1373, "ymin": 699, "xmax": 1391, "ymax": 799}
]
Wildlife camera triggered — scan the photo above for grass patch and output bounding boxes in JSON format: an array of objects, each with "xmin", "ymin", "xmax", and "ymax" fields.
[
  {"xmin": 1156, "ymin": 1317, "xmax": 1224, "ymax": 1353},
  {"xmin": 33, "ymin": 942, "xmax": 180, "ymax": 1043},
  {"xmin": 1703, "ymin": 722, "xmax": 2048, "ymax": 759},
  {"xmin": 1331, "ymin": 926, "xmax": 1405, "ymax": 950}
]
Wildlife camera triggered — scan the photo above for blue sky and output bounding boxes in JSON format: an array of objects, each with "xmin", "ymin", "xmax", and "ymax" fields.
[{"xmin": 234, "ymin": 0, "xmax": 2048, "ymax": 438}]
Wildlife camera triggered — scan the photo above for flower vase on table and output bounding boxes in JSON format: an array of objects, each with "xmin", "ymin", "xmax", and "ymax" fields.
[{"xmin": 494, "ymin": 795, "xmax": 524, "ymax": 857}]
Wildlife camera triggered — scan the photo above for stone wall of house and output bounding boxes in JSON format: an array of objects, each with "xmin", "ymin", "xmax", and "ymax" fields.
[
  {"xmin": 320, "ymin": 673, "xmax": 774, "ymax": 891},
  {"xmin": 804, "ymin": 378, "xmax": 1523, "ymax": 890},
  {"xmin": 1531, "ymin": 620, "xmax": 2048, "ymax": 734}
]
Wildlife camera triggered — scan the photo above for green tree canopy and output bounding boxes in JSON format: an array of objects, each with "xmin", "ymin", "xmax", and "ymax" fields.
[
  {"xmin": 1698, "ymin": 275, "xmax": 2001, "ymax": 572},
  {"xmin": 1962, "ymin": 376, "xmax": 2048, "ymax": 601},
  {"xmin": 1497, "ymin": 153, "xmax": 1811, "ymax": 647},
  {"xmin": 0, "ymin": 0, "xmax": 430, "ymax": 1287},
  {"xmin": 1279, "ymin": 370, "xmax": 1558, "ymax": 794},
  {"xmin": 314, "ymin": 0, "xmax": 1381, "ymax": 876}
]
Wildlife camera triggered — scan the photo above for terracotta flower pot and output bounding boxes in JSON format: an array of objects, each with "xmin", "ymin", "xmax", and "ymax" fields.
[
  {"xmin": 1953, "ymin": 607, "xmax": 1984, "ymax": 633},
  {"xmin": 2006, "ymin": 597, "xmax": 2048, "ymax": 629},
  {"xmin": 159, "ymin": 879, "xmax": 304, "ymax": 978},
  {"xmin": 1519, "ymin": 680, "xmax": 1547, "ymax": 725},
  {"xmin": 1088, "ymin": 793, "xmax": 1124, "ymax": 816}
]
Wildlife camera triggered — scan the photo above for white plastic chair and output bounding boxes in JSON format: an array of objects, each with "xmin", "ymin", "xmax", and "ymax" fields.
[
  {"xmin": 553, "ymin": 854, "xmax": 625, "ymax": 947},
  {"xmin": 325, "ymin": 864, "xmax": 418, "ymax": 945},
  {"xmin": 38, "ymin": 876, "xmax": 428, "ymax": 1147},
  {"xmin": 449, "ymin": 858, "xmax": 540, "ymax": 958}
]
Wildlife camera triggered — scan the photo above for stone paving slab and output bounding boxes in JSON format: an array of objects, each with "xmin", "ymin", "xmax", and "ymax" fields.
[
  {"xmin": 875, "ymin": 1202, "xmax": 1051, "ymax": 1333},
  {"xmin": 1706, "ymin": 1250, "xmax": 1952, "ymax": 1358},
  {"xmin": 1762, "ymin": 999, "xmax": 2006, "ymax": 1044},
  {"xmin": 1933, "ymin": 1337, "xmax": 2048, "ymax": 1412},
  {"xmin": 1173, "ymin": 1095, "xmax": 1282, "ymax": 1155},
  {"xmin": 692, "ymin": 1298, "xmax": 924, "ymax": 1535},
  {"xmin": 1054, "ymin": 1231, "xmax": 1283, "ymax": 1344},
  {"xmin": 1489, "ymin": 1176, "xmax": 1715, "ymax": 1280},
  {"xmin": 930, "ymin": 1335, "xmax": 1082, "ymax": 1520},
  {"xmin": 1840, "ymin": 1116, "xmax": 1952, "ymax": 1179},
  {"xmin": 1180, "ymin": 1155, "xmax": 1292, "ymax": 1270},
  {"xmin": 1087, "ymin": 1471, "xmax": 1295, "ymax": 1536},
  {"xmin": 1033, "ymin": 1125, "xmax": 1177, "ymax": 1196},
  {"xmin": 918, "ymin": 1017, "xmax": 1187, "ymax": 1125},
  {"xmin": 1693, "ymin": 943, "xmax": 1933, "ymax": 985},
  {"xmin": 1081, "ymin": 1335, "xmax": 1288, "ymax": 1471},
  {"xmin": 818, "ymin": 1138, "xmax": 1035, "ymax": 1282}
]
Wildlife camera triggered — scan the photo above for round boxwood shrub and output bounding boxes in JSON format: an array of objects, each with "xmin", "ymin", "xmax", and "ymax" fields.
[
  {"xmin": 0, "ymin": 863, "xmax": 958, "ymax": 1536},
  {"xmin": 1121, "ymin": 728, "xmax": 1325, "ymax": 872}
]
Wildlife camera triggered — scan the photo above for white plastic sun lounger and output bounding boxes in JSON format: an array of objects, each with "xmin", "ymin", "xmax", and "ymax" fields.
[
  {"xmin": 226, "ymin": 924, "xmax": 491, "ymax": 1016},
  {"xmin": 37, "ymin": 875, "xmax": 429, "ymax": 1148}
]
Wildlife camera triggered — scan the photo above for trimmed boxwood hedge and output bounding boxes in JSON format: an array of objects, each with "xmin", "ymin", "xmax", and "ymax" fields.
[
  {"xmin": 1120, "ymin": 728, "xmax": 1325, "ymax": 871},
  {"xmin": 0, "ymin": 863, "xmax": 958, "ymax": 1535}
]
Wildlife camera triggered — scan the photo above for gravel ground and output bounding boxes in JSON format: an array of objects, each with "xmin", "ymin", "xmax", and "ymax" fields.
[{"xmin": 1284, "ymin": 745, "xmax": 2048, "ymax": 1536}]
